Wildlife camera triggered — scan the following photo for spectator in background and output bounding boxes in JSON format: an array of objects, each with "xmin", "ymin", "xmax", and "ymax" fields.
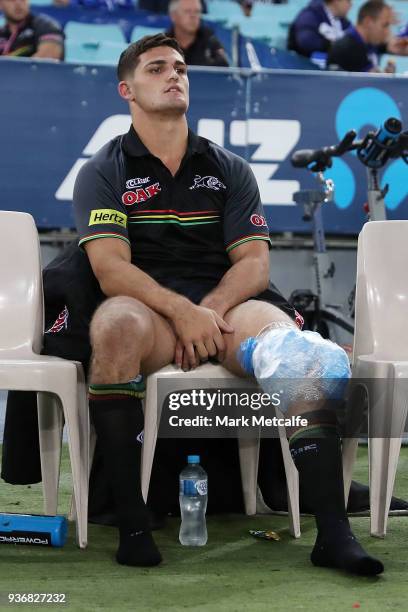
[
  {"xmin": 288, "ymin": 0, "xmax": 351, "ymax": 58},
  {"xmin": 166, "ymin": 0, "xmax": 229, "ymax": 66},
  {"xmin": 327, "ymin": 0, "xmax": 408, "ymax": 72},
  {"xmin": 0, "ymin": 0, "xmax": 64, "ymax": 59},
  {"xmin": 138, "ymin": 0, "xmax": 207, "ymax": 15}
]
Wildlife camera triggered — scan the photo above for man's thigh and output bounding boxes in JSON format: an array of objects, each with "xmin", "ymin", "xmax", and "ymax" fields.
[
  {"xmin": 142, "ymin": 305, "xmax": 177, "ymax": 375},
  {"xmin": 132, "ymin": 300, "xmax": 177, "ymax": 376},
  {"xmin": 220, "ymin": 300, "xmax": 296, "ymax": 377},
  {"xmin": 93, "ymin": 296, "xmax": 177, "ymax": 376}
]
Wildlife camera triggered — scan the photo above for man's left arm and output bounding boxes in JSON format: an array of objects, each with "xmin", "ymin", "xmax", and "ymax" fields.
[
  {"xmin": 32, "ymin": 17, "xmax": 64, "ymax": 60},
  {"xmin": 200, "ymin": 151, "xmax": 271, "ymax": 317},
  {"xmin": 200, "ymin": 240, "xmax": 269, "ymax": 317}
]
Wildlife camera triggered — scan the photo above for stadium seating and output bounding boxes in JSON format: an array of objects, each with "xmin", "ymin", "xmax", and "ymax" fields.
[
  {"xmin": 64, "ymin": 21, "xmax": 127, "ymax": 44},
  {"xmin": 130, "ymin": 25, "xmax": 164, "ymax": 41},
  {"xmin": 65, "ymin": 39, "xmax": 128, "ymax": 64}
]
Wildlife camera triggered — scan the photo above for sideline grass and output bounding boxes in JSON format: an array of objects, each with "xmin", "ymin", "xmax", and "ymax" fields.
[{"xmin": 1, "ymin": 447, "xmax": 408, "ymax": 612}]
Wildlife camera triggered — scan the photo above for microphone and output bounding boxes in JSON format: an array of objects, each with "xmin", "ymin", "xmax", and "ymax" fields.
[{"xmin": 357, "ymin": 117, "xmax": 402, "ymax": 169}]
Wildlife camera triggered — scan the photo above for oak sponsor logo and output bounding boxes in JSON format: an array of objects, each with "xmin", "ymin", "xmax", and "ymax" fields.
[
  {"xmin": 88, "ymin": 209, "xmax": 127, "ymax": 227},
  {"xmin": 122, "ymin": 182, "xmax": 161, "ymax": 206}
]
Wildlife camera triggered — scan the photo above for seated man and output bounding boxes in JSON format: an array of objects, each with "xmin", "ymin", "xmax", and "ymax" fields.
[
  {"xmin": 69, "ymin": 33, "xmax": 383, "ymax": 574},
  {"xmin": 328, "ymin": 0, "xmax": 408, "ymax": 72},
  {"xmin": 287, "ymin": 0, "xmax": 351, "ymax": 58},
  {"xmin": 166, "ymin": 0, "xmax": 229, "ymax": 66},
  {"xmin": 0, "ymin": 0, "xmax": 64, "ymax": 59}
]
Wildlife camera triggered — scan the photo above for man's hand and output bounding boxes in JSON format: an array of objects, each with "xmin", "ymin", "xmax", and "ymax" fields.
[
  {"xmin": 387, "ymin": 36, "xmax": 408, "ymax": 55},
  {"xmin": 171, "ymin": 303, "xmax": 234, "ymax": 370}
]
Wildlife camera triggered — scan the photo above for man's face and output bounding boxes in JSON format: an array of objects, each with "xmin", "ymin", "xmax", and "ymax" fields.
[
  {"xmin": 330, "ymin": 0, "xmax": 352, "ymax": 19},
  {"xmin": 120, "ymin": 46, "xmax": 189, "ymax": 116},
  {"xmin": 0, "ymin": 0, "xmax": 30, "ymax": 23},
  {"xmin": 365, "ymin": 7, "xmax": 392, "ymax": 45},
  {"xmin": 171, "ymin": 0, "xmax": 202, "ymax": 36}
]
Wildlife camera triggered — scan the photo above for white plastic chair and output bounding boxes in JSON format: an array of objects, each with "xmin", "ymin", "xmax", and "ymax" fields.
[
  {"xmin": 343, "ymin": 220, "xmax": 408, "ymax": 537},
  {"xmin": 64, "ymin": 22, "xmax": 126, "ymax": 45},
  {"xmin": 141, "ymin": 362, "xmax": 301, "ymax": 537},
  {"xmin": 0, "ymin": 211, "xmax": 89, "ymax": 548}
]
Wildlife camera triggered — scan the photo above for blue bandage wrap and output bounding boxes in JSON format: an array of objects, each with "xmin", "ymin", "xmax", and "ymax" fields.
[{"xmin": 238, "ymin": 327, "xmax": 350, "ymax": 410}]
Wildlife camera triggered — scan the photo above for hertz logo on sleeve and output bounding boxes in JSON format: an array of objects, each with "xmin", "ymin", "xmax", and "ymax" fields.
[{"xmin": 88, "ymin": 209, "xmax": 127, "ymax": 227}]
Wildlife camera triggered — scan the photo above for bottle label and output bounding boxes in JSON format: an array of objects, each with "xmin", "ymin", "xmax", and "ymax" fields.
[
  {"xmin": 181, "ymin": 479, "xmax": 208, "ymax": 496},
  {"xmin": 195, "ymin": 479, "xmax": 207, "ymax": 496}
]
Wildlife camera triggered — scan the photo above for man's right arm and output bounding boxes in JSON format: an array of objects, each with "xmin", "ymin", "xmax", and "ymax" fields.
[{"xmin": 84, "ymin": 237, "xmax": 188, "ymax": 320}]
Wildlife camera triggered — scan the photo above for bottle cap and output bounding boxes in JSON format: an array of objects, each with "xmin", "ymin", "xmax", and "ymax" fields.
[{"xmin": 187, "ymin": 455, "xmax": 200, "ymax": 464}]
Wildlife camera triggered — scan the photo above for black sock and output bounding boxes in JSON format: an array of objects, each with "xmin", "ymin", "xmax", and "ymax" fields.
[
  {"xmin": 290, "ymin": 431, "xmax": 384, "ymax": 576},
  {"xmin": 89, "ymin": 382, "xmax": 162, "ymax": 567}
]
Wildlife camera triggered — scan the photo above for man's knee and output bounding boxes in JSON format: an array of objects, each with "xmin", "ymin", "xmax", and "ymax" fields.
[
  {"xmin": 90, "ymin": 296, "xmax": 154, "ymax": 358},
  {"xmin": 239, "ymin": 326, "xmax": 350, "ymax": 411}
]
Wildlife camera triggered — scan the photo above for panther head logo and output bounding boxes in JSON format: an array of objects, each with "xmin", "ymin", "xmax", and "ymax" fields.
[{"xmin": 189, "ymin": 175, "xmax": 227, "ymax": 191}]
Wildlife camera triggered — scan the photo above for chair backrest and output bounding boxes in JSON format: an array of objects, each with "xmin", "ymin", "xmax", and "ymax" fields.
[
  {"xmin": 353, "ymin": 220, "xmax": 408, "ymax": 361},
  {"xmin": 65, "ymin": 39, "xmax": 128, "ymax": 65},
  {"xmin": 130, "ymin": 26, "xmax": 164, "ymax": 42},
  {"xmin": 0, "ymin": 211, "xmax": 43, "ymax": 355},
  {"xmin": 64, "ymin": 22, "xmax": 126, "ymax": 45}
]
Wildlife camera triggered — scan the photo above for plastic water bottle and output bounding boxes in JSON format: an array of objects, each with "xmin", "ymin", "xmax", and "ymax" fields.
[{"xmin": 179, "ymin": 455, "xmax": 208, "ymax": 546}]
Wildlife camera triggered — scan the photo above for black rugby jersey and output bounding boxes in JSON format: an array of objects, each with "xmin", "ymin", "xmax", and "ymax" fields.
[
  {"xmin": 0, "ymin": 13, "xmax": 64, "ymax": 58},
  {"xmin": 73, "ymin": 126, "xmax": 271, "ymax": 297}
]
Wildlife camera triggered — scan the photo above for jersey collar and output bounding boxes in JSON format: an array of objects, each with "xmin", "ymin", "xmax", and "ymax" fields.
[{"xmin": 122, "ymin": 124, "xmax": 208, "ymax": 158}]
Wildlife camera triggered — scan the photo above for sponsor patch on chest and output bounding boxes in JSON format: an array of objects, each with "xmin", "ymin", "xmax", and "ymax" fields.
[{"xmin": 122, "ymin": 182, "xmax": 161, "ymax": 206}]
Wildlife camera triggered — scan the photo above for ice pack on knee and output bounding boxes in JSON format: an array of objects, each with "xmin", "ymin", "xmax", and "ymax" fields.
[{"xmin": 238, "ymin": 327, "xmax": 350, "ymax": 405}]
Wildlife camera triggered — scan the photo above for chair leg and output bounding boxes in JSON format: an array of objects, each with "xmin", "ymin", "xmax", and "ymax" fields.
[
  {"xmin": 279, "ymin": 434, "xmax": 301, "ymax": 538},
  {"xmin": 141, "ymin": 378, "xmax": 159, "ymax": 502},
  {"xmin": 342, "ymin": 437, "xmax": 359, "ymax": 505},
  {"xmin": 69, "ymin": 423, "xmax": 96, "ymax": 523},
  {"xmin": 37, "ymin": 392, "xmax": 63, "ymax": 516},
  {"xmin": 369, "ymin": 381, "xmax": 408, "ymax": 538},
  {"xmin": 60, "ymin": 386, "xmax": 89, "ymax": 549},
  {"xmin": 369, "ymin": 437, "xmax": 403, "ymax": 538},
  {"xmin": 238, "ymin": 437, "xmax": 260, "ymax": 515},
  {"xmin": 342, "ymin": 382, "xmax": 368, "ymax": 505}
]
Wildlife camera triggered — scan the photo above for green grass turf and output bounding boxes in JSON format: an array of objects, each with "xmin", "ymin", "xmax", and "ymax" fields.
[{"xmin": 1, "ymin": 447, "xmax": 408, "ymax": 612}]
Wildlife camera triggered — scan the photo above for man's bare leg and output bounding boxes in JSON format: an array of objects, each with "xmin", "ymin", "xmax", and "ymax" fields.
[
  {"xmin": 88, "ymin": 296, "xmax": 176, "ymax": 567},
  {"xmin": 218, "ymin": 300, "xmax": 383, "ymax": 576}
]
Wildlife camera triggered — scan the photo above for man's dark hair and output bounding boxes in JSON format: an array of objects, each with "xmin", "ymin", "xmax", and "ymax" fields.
[
  {"xmin": 117, "ymin": 33, "xmax": 185, "ymax": 80},
  {"xmin": 357, "ymin": 0, "xmax": 388, "ymax": 23}
]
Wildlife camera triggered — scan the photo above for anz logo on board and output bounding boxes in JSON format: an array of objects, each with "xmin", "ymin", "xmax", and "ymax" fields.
[
  {"xmin": 54, "ymin": 115, "xmax": 301, "ymax": 206},
  {"xmin": 55, "ymin": 87, "xmax": 407, "ymax": 211}
]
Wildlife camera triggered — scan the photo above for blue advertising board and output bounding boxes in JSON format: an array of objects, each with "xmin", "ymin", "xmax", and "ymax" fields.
[{"xmin": 0, "ymin": 58, "xmax": 407, "ymax": 232}]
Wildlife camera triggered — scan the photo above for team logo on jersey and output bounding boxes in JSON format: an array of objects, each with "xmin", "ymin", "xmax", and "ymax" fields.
[
  {"xmin": 122, "ymin": 182, "xmax": 161, "ymax": 206},
  {"xmin": 250, "ymin": 214, "xmax": 267, "ymax": 227},
  {"xmin": 295, "ymin": 310, "xmax": 304, "ymax": 330},
  {"xmin": 126, "ymin": 176, "xmax": 151, "ymax": 189},
  {"xmin": 189, "ymin": 175, "xmax": 226, "ymax": 191},
  {"xmin": 45, "ymin": 305, "xmax": 69, "ymax": 334}
]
